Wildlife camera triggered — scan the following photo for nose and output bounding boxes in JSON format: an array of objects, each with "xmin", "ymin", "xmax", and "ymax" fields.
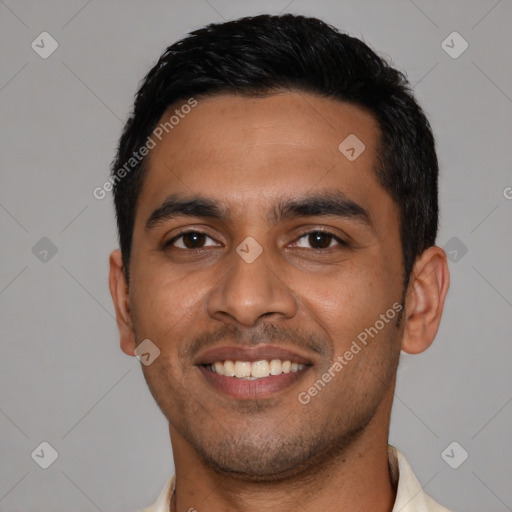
[{"xmin": 206, "ymin": 242, "xmax": 298, "ymax": 327}]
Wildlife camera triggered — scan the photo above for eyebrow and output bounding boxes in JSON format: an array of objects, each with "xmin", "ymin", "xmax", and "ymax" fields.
[
  {"xmin": 145, "ymin": 191, "xmax": 373, "ymax": 231},
  {"xmin": 272, "ymin": 192, "xmax": 372, "ymax": 228},
  {"xmin": 145, "ymin": 194, "xmax": 228, "ymax": 231}
]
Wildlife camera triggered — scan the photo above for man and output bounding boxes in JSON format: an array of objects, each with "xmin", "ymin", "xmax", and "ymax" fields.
[{"xmin": 108, "ymin": 14, "xmax": 451, "ymax": 512}]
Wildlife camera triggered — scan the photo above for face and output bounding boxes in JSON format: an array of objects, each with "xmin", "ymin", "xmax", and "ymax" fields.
[{"xmin": 119, "ymin": 91, "xmax": 407, "ymax": 478}]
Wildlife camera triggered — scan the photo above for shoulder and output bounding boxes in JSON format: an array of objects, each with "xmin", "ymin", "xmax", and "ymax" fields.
[
  {"xmin": 139, "ymin": 475, "xmax": 175, "ymax": 512},
  {"xmin": 390, "ymin": 445, "xmax": 454, "ymax": 512}
]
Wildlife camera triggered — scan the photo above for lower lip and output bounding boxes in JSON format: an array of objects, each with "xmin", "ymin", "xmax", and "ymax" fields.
[{"xmin": 198, "ymin": 365, "xmax": 310, "ymax": 399}]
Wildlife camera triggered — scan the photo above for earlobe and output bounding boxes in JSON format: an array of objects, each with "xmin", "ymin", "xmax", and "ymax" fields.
[
  {"xmin": 401, "ymin": 246, "xmax": 450, "ymax": 354},
  {"xmin": 109, "ymin": 250, "xmax": 136, "ymax": 356}
]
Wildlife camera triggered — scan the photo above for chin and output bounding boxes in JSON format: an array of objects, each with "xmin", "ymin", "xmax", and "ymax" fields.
[
  {"xmin": 190, "ymin": 432, "xmax": 333, "ymax": 482},
  {"xmin": 204, "ymin": 453, "xmax": 310, "ymax": 482}
]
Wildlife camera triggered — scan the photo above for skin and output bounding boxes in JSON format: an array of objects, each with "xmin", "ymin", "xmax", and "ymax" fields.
[{"xmin": 109, "ymin": 91, "xmax": 450, "ymax": 512}]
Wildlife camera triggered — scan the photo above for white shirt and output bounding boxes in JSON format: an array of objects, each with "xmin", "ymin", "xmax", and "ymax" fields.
[{"xmin": 140, "ymin": 445, "xmax": 452, "ymax": 512}]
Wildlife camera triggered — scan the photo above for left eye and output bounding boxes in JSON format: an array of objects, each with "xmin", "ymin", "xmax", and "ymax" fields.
[{"xmin": 293, "ymin": 231, "xmax": 346, "ymax": 250}]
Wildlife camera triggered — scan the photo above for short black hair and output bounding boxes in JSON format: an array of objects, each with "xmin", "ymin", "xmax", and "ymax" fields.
[{"xmin": 111, "ymin": 13, "xmax": 439, "ymax": 289}]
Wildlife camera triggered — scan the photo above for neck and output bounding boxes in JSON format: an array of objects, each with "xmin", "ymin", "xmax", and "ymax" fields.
[{"xmin": 169, "ymin": 390, "xmax": 396, "ymax": 512}]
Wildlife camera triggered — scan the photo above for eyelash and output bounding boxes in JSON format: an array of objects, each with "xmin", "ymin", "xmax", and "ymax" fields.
[{"xmin": 165, "ymin": 229, "xmax": 347, "ymax": 251}]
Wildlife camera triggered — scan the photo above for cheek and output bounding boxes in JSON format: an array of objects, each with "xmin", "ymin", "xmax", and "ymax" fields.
[
  {"xmin": 296, "ymin": 254, "xmax": 400, "ymax": 349},
  {"xmin": 140, "ymin": 351, "xmax": 188, "ymax": 418},
  {"xmin": 129, "ymin": 262, "xmax": 209, "ymax": 343}
]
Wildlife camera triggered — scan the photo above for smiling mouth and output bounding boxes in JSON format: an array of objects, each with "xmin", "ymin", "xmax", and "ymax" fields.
[
  {"xmin": 198, "ymin": 358, "xmax": 311, "ymax": 399},
  {"xmin": 204, "ymin": 359, "xmax": 307, "ymax": 379}
]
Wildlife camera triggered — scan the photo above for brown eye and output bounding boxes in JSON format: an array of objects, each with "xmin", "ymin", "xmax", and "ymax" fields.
[
  {"xmin": 309, "ymin": 232, "xmax": 332, "ymax": 249},
  {"xmin": 167, "ymin": 231, "xmax": 218, "ymax": 249},
  {"xmin": 294, "ymin": 230, "xmax": 345, "ymax": 250},
  {"xmin": 182, "ymin": 232, "xmax": 206, "ymax": 248}
]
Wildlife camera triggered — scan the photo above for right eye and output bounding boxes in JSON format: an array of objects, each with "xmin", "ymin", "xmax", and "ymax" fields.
[{"xmin": 165, "ymin": 231, "xmax": 220, "ymax": 250}]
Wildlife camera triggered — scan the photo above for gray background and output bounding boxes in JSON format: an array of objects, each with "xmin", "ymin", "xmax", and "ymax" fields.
[{"xmin": 1, "ymin": 1, "xmax": 511, "ymax": 511}]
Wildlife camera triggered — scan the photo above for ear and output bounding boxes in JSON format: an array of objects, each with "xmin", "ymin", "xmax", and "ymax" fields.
[
  {"xmin": 109, "ymin": 250, "xmax": 136, "ymax": 356},
  {"xmin": 401, "ymin": 246, "xmax": 450, "ymax": 354}
]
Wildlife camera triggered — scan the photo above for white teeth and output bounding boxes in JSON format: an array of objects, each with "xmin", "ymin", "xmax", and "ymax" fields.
[
  {"xmin": 269, "ymin": 359, "xmax": 282, "ymax": 375},
  {"xmin": 208, "ymin": 359, "xmax": 305, "ymax": 379},
  {"xmin": 224, "ymin": 360, "xmax": 235, "ymax": 377},
  {"xmin": 234, "ymin": 361, "xmax": 251, "ymax": 378},
  {"xmin": 214, "ymin": 361, "xmax": 225, "ymax": 375},
  {"xmin": 251, "ymin": 360, "xmax": 270, "ymax": 378}
]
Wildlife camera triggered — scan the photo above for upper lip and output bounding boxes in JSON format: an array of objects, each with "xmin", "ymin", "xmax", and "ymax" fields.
[{"xmin": 194, "ymin": 344, "xmax": 314, "ymax": 366}]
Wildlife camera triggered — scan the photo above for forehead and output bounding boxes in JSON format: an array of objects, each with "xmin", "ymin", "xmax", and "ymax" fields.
[{"xmin": 136, "ymin": 91, "xmax": 393, "ymax": 227}]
